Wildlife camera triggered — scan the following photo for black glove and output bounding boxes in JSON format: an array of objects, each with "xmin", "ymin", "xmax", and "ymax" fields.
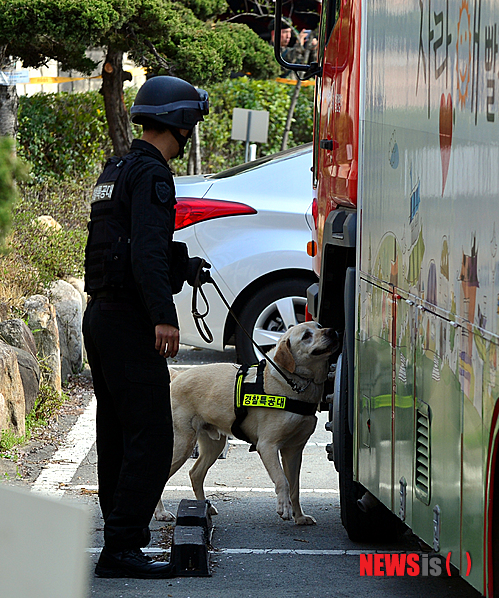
[{"xmin": 186, "ymin": 257, "xmax": 211, "ymax": 287}]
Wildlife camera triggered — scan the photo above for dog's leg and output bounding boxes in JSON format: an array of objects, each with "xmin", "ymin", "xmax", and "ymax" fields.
[
  {"xmin": 154, "ymin": 427, "xmax": 197, "ymax": 521},
  {"xmin": 188, "ymin": 431, "xmax": 227, "ymax": 516},
  {"xmin": 256, "ymin": 441, "xmax": 293, "ymax": 520},
  {"xmin": 281, "ymin": 445, "xmax": 316, "ymax": 525}
]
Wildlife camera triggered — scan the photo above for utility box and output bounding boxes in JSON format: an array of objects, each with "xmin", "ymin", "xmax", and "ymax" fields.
[{"xmin": 0, "ymin": 486, "xmax": 89, "ymax": 598}]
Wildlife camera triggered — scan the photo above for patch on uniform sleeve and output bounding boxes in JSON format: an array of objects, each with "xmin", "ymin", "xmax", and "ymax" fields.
[
  {"xmin": 155, "ymin": 181, "xmax": 172, "ymax": 204},
  {"xmin": 91, "ymin": 182, "xmax": 115, "ymax": 204}
]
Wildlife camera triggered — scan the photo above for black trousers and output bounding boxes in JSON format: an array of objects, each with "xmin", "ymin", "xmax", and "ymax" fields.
[{"xmin": 83, "ymin": 298, "xmax": 173, "ymax": 551}]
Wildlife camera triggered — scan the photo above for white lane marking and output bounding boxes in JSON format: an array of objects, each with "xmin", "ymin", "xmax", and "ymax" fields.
[
  {"xmin": 87, "ymin": 547, "xmax": 401, "ymax": 556},
  {"xmin": 229, "ymin": 439, "xmax": 328, "ymax": 447},
  {"xmin": 31, "ymin": 396, "xmax": 97, "ymax": 498},
  {"xmin": 69, "ymin": 484, "xmax": 339, "ymax": 494}
]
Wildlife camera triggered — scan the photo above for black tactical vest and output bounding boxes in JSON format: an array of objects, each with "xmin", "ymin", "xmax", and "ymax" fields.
[{"xmin": 84, "ymin": 152, "xmax": 140, "ymax": 294}]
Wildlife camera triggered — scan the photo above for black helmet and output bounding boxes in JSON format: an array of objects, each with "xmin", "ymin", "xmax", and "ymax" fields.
[{"xmin": 130, "ymin": 76, "xmax": 209, "ymax": 130}]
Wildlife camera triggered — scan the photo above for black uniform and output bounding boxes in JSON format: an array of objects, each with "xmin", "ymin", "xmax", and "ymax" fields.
[{"xmin": 83, "ymin": 139, "xmax": 178, "ymax": 551}]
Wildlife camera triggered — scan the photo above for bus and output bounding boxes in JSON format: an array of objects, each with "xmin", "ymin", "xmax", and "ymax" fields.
[{"xmin": 275, "ymin": 0, "xmax": 499, "ymax": 594}]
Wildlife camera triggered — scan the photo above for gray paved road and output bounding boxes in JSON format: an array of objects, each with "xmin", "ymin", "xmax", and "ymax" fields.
[{"xmin": 23, "ymin": 346, "xmax": 484, "ymax": 598}]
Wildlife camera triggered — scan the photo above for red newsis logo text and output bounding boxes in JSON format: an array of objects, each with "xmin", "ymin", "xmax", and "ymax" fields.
[{"xmin": 359, "ymin": 552, "xmax": 471, "ymax": 577}]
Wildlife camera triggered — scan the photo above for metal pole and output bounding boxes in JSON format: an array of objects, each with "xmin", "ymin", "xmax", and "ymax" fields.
[{"xmin": 245, "ymin": 111, "xmax": 252, "ymax": 162}]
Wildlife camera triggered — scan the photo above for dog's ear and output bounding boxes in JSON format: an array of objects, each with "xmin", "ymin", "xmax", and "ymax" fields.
[{"xmin": 274, "ymin": 338, "xmax": 296, "ymax": 373}]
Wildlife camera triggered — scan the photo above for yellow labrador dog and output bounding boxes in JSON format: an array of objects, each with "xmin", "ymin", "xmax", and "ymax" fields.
[{"xmin": 155, "ymin": 321, "xmax": 337, "ymax": 525}]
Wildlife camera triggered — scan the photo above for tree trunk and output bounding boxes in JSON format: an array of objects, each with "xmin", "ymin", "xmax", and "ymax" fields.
[
  {"xmin": 187, "ymin": 125, "xmax": 201, "ymax": 174},
  {"xmin": 101, "ymin": 47, "xmax": 133, "ymax": 156},
  {"xmin": 0, "ymin": 84, "xmax": 18, "ymax": 138},
  {"xmin": 281, "ymin": 42, "xmax": 312, "ymax": 151},
  {"xmin": 281, "ymin": 79, "xmax": 302, "ymax": 151},
  {"xmin": 0, "ymin": 47, "xmax": 18, "ymax": 139}
]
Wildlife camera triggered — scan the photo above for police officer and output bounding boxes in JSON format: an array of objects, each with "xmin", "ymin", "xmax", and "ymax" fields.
[{"xmin": 83, "ymin": 76, "xmax": 209, "ymax": 579}]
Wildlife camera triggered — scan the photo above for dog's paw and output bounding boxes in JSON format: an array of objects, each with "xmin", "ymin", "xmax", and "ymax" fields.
[
  {"xmin": 294, "ymin": 514, "xmax": 317, "ymax": 526},
  {"xmin": 208, "ymin": 504, "xmax": 218, "ymax": 516},
  {"xmin": 154, "ymin": 509, "xmax": 176, "ymax": 522},
  {"xmin": 277, "ymin": 499, "xmax": 293, "ymax": 520}
]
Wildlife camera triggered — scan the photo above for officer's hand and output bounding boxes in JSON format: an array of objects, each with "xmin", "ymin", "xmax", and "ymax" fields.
[
  {"xmin": 155, "ymin": 324, "xmax": 180, "ymax": 359},
  {"xmin": 186, "ymin": 257, "xmax": 211, "ymax": 287}
]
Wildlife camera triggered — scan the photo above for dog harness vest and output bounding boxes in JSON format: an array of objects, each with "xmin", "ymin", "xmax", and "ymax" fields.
[{"xmin": 232, "ymin": 361, "xmax": 318, "ymax": 448}]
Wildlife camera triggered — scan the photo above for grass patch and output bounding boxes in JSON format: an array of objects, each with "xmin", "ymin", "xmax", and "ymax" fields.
[
  {"xmin": 28, "ymin": 383, "xmax": 69, "ymax": 428},
  {"xmin": 0, "ymin": 428, "xmax": 26, "ymax": 453},
  {"xmin": 0, "ymin": 177, "xmax": 92, "ymax": 312},
  {"xmin": 0, "ymin": 384, "xmax": 69, "ymax": 455}
]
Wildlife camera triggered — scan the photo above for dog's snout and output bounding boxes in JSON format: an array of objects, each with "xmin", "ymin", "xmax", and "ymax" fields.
[
  {"xmin": 323, "ymin": 328, "xmax": 340, "ymax": 351},
  {"xmin": 324, "ymin": 327, "xmax": 337, "ymax": 340}
]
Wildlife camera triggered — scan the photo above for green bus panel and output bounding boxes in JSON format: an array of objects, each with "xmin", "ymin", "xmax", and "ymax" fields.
[
  {"xmin": 411, "ymin": 308, "xmax": 461, "ymax": 559},
  {"xmin": 393, "ymin": 295, "xmax": 416, "ymax": 527},
  {"xmin": 357, "ymin": 278, "xmax": 394, "ymax": 510}
]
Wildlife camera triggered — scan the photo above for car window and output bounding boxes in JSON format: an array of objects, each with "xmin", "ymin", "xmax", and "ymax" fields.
[{"xmin": 209, "ymin": 143, "xmax": 313, "ymax": 180}]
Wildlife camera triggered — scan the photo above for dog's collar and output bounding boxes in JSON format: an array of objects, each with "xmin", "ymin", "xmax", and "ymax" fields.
[
  {"xmin": 271, "ymin": 364, "xmax": 326, "ymax": 393},
  {"xmin": 280, "ymin": 370, "xmax": 313, "ymax": 393}
]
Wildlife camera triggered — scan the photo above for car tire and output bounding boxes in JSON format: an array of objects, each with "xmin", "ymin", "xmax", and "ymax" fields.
[{"xmin": 235, "ymin": 279, "xmax": 310, "ymax": 365}]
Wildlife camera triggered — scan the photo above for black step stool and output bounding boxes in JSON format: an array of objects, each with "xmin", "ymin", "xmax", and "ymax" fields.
[
  {"xmin": 176, "ymin": 499, "xmax": 213, "ymax": 542},
  {"xmin": 171, "ymin": 500, "xmax": 213, "ymax": 576}
]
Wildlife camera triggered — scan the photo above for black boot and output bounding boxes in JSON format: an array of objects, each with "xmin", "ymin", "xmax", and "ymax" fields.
[{"xmin": 95, "ymin": 547, "xmax": 176, "ymax": 579}]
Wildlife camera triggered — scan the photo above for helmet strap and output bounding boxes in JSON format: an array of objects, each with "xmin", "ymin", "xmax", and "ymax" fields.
[{"xmin": 168, "ymin": 126, "xmax": 190, "ymax": 159}]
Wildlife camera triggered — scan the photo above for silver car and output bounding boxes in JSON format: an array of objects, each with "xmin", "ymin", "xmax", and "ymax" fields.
[{"xmin": 173, "ymin": 143, "xmax": 314, "ymax": 364}]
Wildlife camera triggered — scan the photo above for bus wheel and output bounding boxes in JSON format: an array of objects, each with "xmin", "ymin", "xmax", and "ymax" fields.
[{"xmin": 337, "ymin": 339, "xmax": 405, "ymax": 542}]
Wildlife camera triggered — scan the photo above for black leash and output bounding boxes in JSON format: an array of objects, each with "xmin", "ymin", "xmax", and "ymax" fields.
[
  {"xmin": 191, "ymin": 269, "xmax": 312, "ymax": 394},
  {"xmin": 191, "ymin": 280, "xmax": 213, "ymax": 343}
]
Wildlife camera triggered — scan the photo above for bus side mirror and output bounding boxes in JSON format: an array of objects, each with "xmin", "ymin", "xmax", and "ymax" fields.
[{"xmin": 273, "ymin": 0, "xmax": 322, "ymax": 79}]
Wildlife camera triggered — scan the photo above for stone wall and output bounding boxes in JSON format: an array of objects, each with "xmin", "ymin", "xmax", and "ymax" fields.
[{"xmin": 0, "ymin": 278, "xmax": 87, "ymax": 438}]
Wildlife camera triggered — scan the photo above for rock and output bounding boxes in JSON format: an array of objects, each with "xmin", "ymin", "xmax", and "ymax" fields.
[
  {"xmin": 0, "ymin": 342, "xmax": 25, "ymax": 437},
  {"xmin": 36, "ymin": 215, "xmax": 62, "ymax": 231},
  {"xmin": 65, "ymin": 277, "xmax": 88, "ymax": 362},
  {"xmin": 66, "ymin": 276, "xmax": 87, "ymax": 310},
  {"xmin": 0, "ymin": 302, "xmax": 11, "ymax": 322},
  {"xmin": 48, "ymin": 280, "xmax": 83, "ymax": 377},
  {"xmin": 24, "ymin": 295, "xmax": 61, "ymax": 394},
  {"xmin": 56, "ymin": 313, "xmax": 72, "ymax": 383},
  {"xmin": 12, "ymin": 347, "xmax": 40, "ymax": 414},
  {"xmin": 0, "ymin": 319, "xmax": 37, "ymax": 359}
]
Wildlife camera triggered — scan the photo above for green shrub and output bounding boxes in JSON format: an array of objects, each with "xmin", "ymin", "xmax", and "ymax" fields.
[
  {"xmin": 8, "ymin": 178, "xmax": 92, "ymax": 290},
  {"xmin": 17, "ymin": 79, "xmax": 314, "ymax": 178},
  {"xmin": 0, "ymin": 137, "xmax": 25, "ymax": 249},
  {"xmin": 17, "ymin": 90, "xmax": 113, "ymax": 180},
  {"xmin": 174, "ymin": 77, "xmax": 314, "ymax": 174}
]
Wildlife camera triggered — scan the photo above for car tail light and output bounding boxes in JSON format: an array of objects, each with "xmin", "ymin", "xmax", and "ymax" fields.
[{"xmin": 174, "ymin": 198, "xmax": 257, "ymax": 231}]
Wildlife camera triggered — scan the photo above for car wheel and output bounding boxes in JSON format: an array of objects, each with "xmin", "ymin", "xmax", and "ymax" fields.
[{"xmin": 235, "ymin": 279, "xmax": 310, "ymax": 364}]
